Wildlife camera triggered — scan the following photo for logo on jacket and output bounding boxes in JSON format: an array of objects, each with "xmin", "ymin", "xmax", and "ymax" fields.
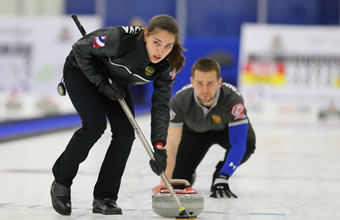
[
  {"xmin": 145, "ymin": 66, "xmax": 155, "ymax": 76},
  {"xmin": 231, "ymin": 103, "xmax": 245, "ymax": 119},
  {"xmin": 229, "ymin": 162, "xmax": 237, "ymax": 170},
  {"xmin": 212, "ymin": 114, "xmax": 222, "ymax": 123},
  {"xmin": 170, "ymin": 109, "xmax": 176, "ymax": 121},
  {"xmin": 93, "ymin": 36, "xmax": 106, "ymax": 48},
  {"xmin": 122, "ymin": 26, "xmax": 142, "ymax": 34}
]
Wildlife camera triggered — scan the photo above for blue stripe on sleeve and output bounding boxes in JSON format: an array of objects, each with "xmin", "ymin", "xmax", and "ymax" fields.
[{"xmin": 220, "ymin": 123, "xmax": 248, "ymax": 177}]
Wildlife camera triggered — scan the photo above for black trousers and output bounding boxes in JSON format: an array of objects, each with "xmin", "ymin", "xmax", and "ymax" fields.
[
  {"xmin": 172, "ymin": 124, "xmax": 256, "ymax": 183},
  {"xmin": 52, "ymin": 56, "xmax": 135, "ymax": 200}
]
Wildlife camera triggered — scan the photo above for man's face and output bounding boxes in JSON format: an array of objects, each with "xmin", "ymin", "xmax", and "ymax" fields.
[{"xmin": 191, "ymin": 70, "xmax": 222, "ymax": 107}]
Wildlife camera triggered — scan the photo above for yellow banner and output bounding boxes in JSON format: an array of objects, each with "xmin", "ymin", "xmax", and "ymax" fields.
[
  {"xmin": 241, "ymin": 62, "xmax": 285, "ymax": 85},
  {"xmin": 334, "ymin": 77, "xmax": 340, "ymax": 87}
]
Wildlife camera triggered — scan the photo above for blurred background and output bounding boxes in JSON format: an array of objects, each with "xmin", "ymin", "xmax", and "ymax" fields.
[{"xmin": 1, "ymin": 0, "xmax": 340, "ymax": 141}]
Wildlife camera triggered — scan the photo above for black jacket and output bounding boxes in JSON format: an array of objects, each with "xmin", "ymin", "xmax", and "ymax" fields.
[{"xmin": 69, "ymin": 25, "xmax": 175, "ymax": 146}]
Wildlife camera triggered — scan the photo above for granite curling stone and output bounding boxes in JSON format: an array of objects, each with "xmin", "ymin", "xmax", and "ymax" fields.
[{"xmin": 152, "ymin": 179, "xmax": 204, "ymax": 217}]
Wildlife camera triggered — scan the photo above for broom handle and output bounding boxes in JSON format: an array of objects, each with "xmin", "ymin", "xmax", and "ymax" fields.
[
  {"xmin": 71, "ymin": 14, "xmax": 187, "ymax": 214},
  {"xmin": 118, "ymin": 99, "xmax": 187, "ymax": 213}
]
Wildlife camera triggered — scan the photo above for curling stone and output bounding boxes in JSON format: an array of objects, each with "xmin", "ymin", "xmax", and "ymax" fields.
[{"xmin": 152, "ymin": 179, "xmax": 204, "ymax": 217}]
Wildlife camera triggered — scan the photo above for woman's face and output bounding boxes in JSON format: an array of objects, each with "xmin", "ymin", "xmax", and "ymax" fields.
[{"xmin": 144, "ymin": 28, "xmax": 175, "ymax": 64}]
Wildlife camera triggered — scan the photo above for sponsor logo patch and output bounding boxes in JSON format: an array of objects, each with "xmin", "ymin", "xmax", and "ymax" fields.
[
  {"xmin": 231, "ymin": 103, "xmax": 245, "ymax": 119},
  {"xmin": 93, "ymin": 36, "xmax": 106, "ymax": 48}
]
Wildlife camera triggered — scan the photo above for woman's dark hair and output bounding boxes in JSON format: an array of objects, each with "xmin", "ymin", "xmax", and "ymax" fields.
[{"xmin": 145, "ymin": 14, "xmax": 185, "ymax": 73}]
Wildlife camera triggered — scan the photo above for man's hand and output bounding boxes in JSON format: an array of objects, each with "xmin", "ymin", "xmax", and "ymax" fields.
[
  {"xmin": 149, "ymin": 146, "xmax": 167, "ymax": 176},
  {"xmin": 210, "ymin": 174, "xmax": 237, "ymax": 198},
  {"xmin": 98, "ymin": 80, "xmax": 125, "ymax": 100}
]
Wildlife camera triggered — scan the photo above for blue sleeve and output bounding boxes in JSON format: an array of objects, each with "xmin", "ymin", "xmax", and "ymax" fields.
[{"xmin": 219, "ymin": 122, "xmax": 248, "ymax": 177}]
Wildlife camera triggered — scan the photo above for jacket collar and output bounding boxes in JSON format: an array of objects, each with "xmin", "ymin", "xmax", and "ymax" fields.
[{"xmin": 130, "ymin": 34, "xmax": 150, "ymax": 66}]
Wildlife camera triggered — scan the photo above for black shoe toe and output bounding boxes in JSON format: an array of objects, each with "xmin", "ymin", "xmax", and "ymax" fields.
[
  {"xmin": 92, "ymin": 198, "xmax": 122, "ymax": 215},
  {"xmin": 50, "ymin": 181, "xmax": 71, "ymax": 215}
]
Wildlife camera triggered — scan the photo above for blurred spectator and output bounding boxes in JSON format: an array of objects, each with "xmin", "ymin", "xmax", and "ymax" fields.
[{"xmin": 129, "ymin": 16, "xmax": 146, "ymax": 27}]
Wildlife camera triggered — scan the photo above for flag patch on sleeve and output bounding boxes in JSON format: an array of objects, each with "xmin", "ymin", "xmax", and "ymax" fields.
[
  {"xmin": 93, "ymin": 36, "xmax": 106, "ymax": 48},
  {"xmin": 169, "ymin": 68, "xmax": 177, "ymax": 80}
]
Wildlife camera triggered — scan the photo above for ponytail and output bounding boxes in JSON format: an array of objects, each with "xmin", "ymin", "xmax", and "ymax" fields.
[{"xmin": 167, "ymin": 44, "xmax": 185, "ymax": 72}]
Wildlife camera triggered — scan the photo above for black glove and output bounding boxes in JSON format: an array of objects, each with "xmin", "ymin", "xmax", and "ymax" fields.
[
  {"xmin": 149, "ymin": 147, "xmax": 167, "ymax": 176},
  {"xmin": 98, "ymin": 80, "xmax": 125, "ymax": 101},
  {"xmin": 210, "ymin": 174, "xmax": 237, "ymax": 198}
]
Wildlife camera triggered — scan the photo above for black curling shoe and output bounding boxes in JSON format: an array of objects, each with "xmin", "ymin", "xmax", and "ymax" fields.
[
  {"xmin": 92, "ymin": 198, "xmax": 122, "ymax": 215},
  {"xmin": 50, "ymin": 181, "xmax": 71, "ymax": 215}
]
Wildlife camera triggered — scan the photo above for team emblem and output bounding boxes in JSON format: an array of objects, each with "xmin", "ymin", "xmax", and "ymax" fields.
[
  {"xmin": 145, "ymin": 66, "xmax": 155, "ymax": 76},
  {"xmin": 231, "ymin": 103, "xmax": 245, "ymax": 119},
  {"xmin": 212, "ymin": 114, "xmax": 222, "ymax": 123},
  {"xmin": 93, "ymin": 36, "xmax": 106, "ymax": 48}
]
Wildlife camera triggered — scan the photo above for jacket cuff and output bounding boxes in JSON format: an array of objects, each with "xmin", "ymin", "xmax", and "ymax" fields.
[{"xmin": 153, "ymin": 142, "xmax": 164, "ymax": 149}]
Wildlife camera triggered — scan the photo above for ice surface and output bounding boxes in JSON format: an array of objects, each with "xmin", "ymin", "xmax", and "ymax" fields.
[{"xmin": 0, "ymin": 115, "xmax": 339, "ymax": 220}]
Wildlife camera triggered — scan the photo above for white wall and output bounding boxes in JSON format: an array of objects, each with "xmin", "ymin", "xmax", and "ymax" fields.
[{"xmin": 0, "ymin": 0, "xmax": 64, "ymax": 15}]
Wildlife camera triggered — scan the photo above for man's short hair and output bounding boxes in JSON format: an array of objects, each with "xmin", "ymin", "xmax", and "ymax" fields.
[{"xmin": 191, "ymin": 57, "xmax": 221, "ymax": 79}]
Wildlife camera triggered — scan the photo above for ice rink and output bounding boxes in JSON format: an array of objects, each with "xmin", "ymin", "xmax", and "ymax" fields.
[{"xmin": 0, "ymin": 114, "xmax": 339, "ymax": 220}]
